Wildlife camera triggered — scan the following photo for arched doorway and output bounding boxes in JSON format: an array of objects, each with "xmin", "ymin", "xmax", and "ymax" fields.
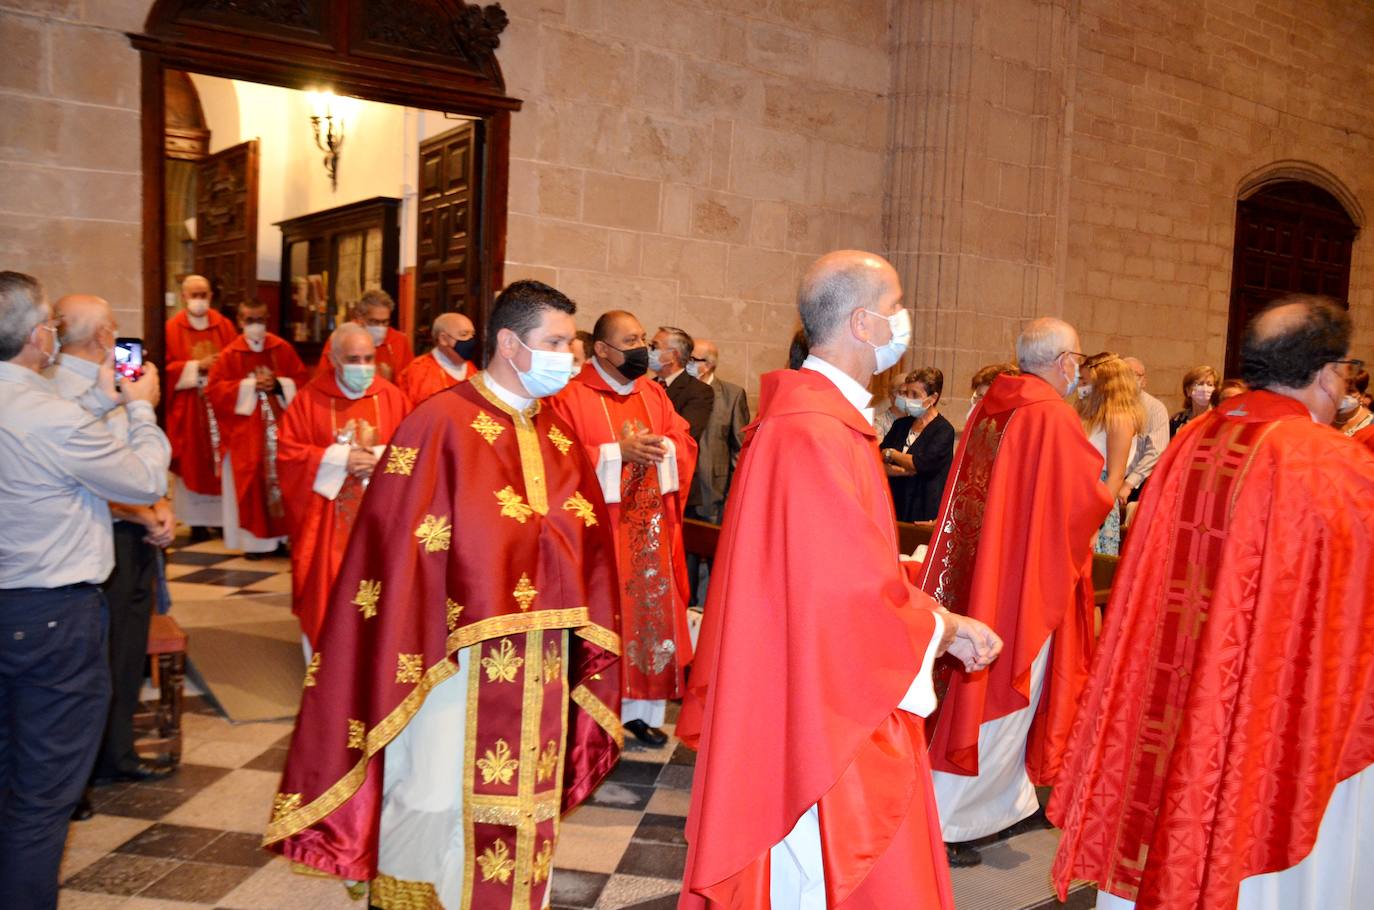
[
  {"xmin": 131, "ymin": 0, "xmax": 520, "ymax": 365},
  {"xmin": 1225, "ymin": 179, "xmax": 1359, "ymax": 376}
]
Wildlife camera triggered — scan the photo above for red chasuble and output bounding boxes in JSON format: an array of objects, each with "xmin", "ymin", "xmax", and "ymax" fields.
[
  {"xmin": 678, "ymin": 368, "xmax": 952, "ymax": 910},
  {"xmin": 316, "ymin": 326, "xmax": 414, "ymax": 382},
  {"xmin": 1050, "ymin": 391, "xmax": 1374, "ymax": 910},
  {"xmin": 1356, "ymin": 422, "xmax": 1374, "ymax": 451},
  {"xmin": 263, "ymin": 376, "xmax": 623, "ymax": 898},
  {"xmin": 550, "ymin": 364, "xmax": 696, "ymax": 701},
  {"xmin": 165, "ymin": 309, "xmax": 237, "ymax": 494},
  {"xmin": 277, "ymin": 373, "xmax": 412, "ymax": 648},
  {"xmin": 395, "ymin": 350, "xmax": 470, "ymax": 404},
  {"xmin": 920, "ymin": 372, "xmax": 1113, "ymax": 783},
  {"xmin": 206, "ymin": 334, "xmax": 308, "ymax": 541}
]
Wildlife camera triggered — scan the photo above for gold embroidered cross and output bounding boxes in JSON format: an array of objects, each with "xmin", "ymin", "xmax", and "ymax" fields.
[
  {"xmin": 476, "ymin": 739, "xmax": 518, "ymax": 786},
  {"xmin": 383, "ymin": 445, "xmax": 418, "ymax": 475},
  {"xmin": 445, "ymin": 598, "xmax": 464, "ymax": 632},
  {"xmin": 303, "ymin": 652, "xmax": 320, "ymax": 687},
  {"xmin": 413, "ymin": 514, "xmax": 452, "ymax": 553},
  {"xmin": 494, "ymin": 486, "xmax": 534, "ymax": 523},
  {"xmin": 471, "ymin": 412, "xmax": 504, "ymax": 445},
  {"xmin": 477, "ymin": 839, "xmax": 515, "ymax": 884},
  {"xmin": 543, "ymin": 642, "xmax": 563, "ymax": 684},
  {"xmin": 346, "ymin": 719, "xmax": 365, "ymax": 750},
  {"xmin": 533, "ymin": 839, "xmax": 554, "ymax": 883},
  {"xmin": 271, "ymin": 792, "xmax": 302, "ymax": 822},
  {"xmin": 352, "ymin": 579, "xmax": 380, "ymax": 619},
  {"xmin": 395, "ymin": 652, "xmax": 424, "ymax": 684},
  {"xmin": 481, "ymin": 638, "xmax": 524, "ymax": 683},
  {"xmin": 547, "ymin": 426, "xmax": 573, "ymax": 455},
  {"xmin": 536, "ymin": 741, "xmax": 559, "ymax": 783},
  {"xmin": 561, "ymin": 491, "xmax": 597, "ymax": 527},
  {"xmin": 513, "ymin": 573, "xmax": 538, "ymax": 611}
]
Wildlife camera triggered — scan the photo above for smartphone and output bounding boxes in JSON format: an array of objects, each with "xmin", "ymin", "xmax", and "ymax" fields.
[{"xmin": 115, "ymin": 337, "xmax": 145, "ymax": 382}]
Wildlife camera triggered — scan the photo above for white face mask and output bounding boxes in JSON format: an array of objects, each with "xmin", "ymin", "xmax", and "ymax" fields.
[
  {"xmin": 648, "ymin": 348, "xmax": 667, "ymax": 373},
  {"xmin": 863, "ymin": 308, "xmax": 912, "ymax": 374},
  {"xmin": 366, "ymin": 324, "xmax": 388, "ymax": 345},
  {"xmin": 186, "ymin": 297, "xmax": 210, "ymax": 318},
  {"xmin": 243, "ymin": 323, "xmax": 267, "ymax": 344},
  {"xmin": 685, "ymin": 360, "xmax": 702, "ymax": 379},
  {"xmin": 1191, "ymin": 383, "xmax": 1215, "ymax": 405},
  {"xmin": 895, "ymin": 396, "xmax": 929, "ymax": 418},
  {"xmin": 509, "ymin": 338, "xmax": 575, "ymax": 399},
  {"xmin": 1339, "ymin": 394, "xmax": 1360, "ymax": 415}
]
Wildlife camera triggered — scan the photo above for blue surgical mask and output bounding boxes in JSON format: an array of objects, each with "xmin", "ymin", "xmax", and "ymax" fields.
[
  {"xmin": 1064, "ymin": 358, "xmax": 1081, "ymax": 398},
  {"xmin": 340, "ymin": 363, "xmax": 375, "ymax": 393},
  {"xmin": 366, "ymin": 325, "xmax": 388, "ymax": 345},
  {"xmin": 685, "ymin": 360, "xmax": 702, "ymax": 379},
  {"xmin": 905, "ymin": 396, "xmax": 930, "ymax": 418},
  {"xmin": 510, "ymin": 339, "xmax": 575, "ymax": 399},
  {"xmin": 648, "ymin": 348, "xmax": 667, "ymax": 373},
  {"xmin": 863, "ymin": 308, "xmax": 912, "ymax": 374}
]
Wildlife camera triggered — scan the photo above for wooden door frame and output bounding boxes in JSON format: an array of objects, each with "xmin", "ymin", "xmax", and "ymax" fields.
[{"xmin": 130, "ymin": 0, "xmax": 519, "ymax": 366}]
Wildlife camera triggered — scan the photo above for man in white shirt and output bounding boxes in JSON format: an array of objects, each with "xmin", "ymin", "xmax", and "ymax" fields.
[
  {"xmin": 1122, "ymin": 356, "xmax": 1170, "ymax": 502},
  {"xmin": 0, "ymin": 272, "xmax": 168, "ymax": 909}
]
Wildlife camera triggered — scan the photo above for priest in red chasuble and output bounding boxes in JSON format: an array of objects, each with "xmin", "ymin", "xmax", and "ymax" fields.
[
  {"xmin": 206, "ymin": 300, "xmax": 307, "ymax": 557},
  {"xmin": 549, "ymin": 309, "xmax": 697, "ymax": 747},
  {"xmin": 263, "ymin": 280, "xmax": 622, "ymax": 910},
  {"xmin": 395, "ymin": 311, "xmax": 477, "ymax": 404},
  {"xmin": 165, "ymin": 274, "xmax": 237, "ymax": 534},
  {"xmin": 1051, "ymin": 297, "xmax": 1374, "ymax": 910},
  {"xmin": 678, "ymin": 251, "xmax": 1001, "ymax": 909},
  {"xmin": 278, "ymin": 323, "xmax": 411, "ymax": 651},
  {"xmin": 1357, "ymin": 421, "xmax": 1374, "ymax": 450},
  {"xmin": 919, "ymin": 316, "xmax": 1113, "ymax": 866},
  {"xmin": 315, "ymin": 288, "xmax": 414, "ymax": 382}
]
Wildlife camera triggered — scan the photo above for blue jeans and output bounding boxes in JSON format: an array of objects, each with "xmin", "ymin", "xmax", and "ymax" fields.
[{"xmin": 0, "ymin": 584, "xmax": 111, "ymax": 910}]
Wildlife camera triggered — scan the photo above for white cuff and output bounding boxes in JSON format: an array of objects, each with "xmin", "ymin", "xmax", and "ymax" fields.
[
  {"xmin": 234, "ymin": 378, "xmax": 258, "ymax": 416},
  {"xmin": 596, "ymin": 442, "xmax": 622, "ymax": 504},
  {"xmin": 897, "ymin": 611, "xmax": 944, "ymax": 718},
  {"xmin": 370, "ymin": 444, "xmax": 386, "ymax": 458},
  {"xmin": 278, "ymin": 376, "xmax": 297, "ymax": 407},
  {"xmin": 312, "ymin": 444, "xmax": 352, "ymax": 500},
  {"xmin": 175, "ymin": 360, "xmax": 200, "ymax": 391},
  {"xmin": 656, "ymin": 437, "xmax": 679, "ymax": 494}
]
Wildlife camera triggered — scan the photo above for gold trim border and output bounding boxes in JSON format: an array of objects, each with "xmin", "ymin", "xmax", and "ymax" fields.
[
  {"xmin": 571, "ymin": 684, "xmax": 624, "ymax": 749},
  {"xmin": 574, "ymin": 621, "xmax": 620, "ymax": 656}
]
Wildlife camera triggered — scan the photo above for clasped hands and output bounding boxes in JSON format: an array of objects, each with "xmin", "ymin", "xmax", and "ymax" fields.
[
  {"xmin": 618, "ymin": 419, "xmax": 668, "ymax": 466},
  {"xmin": 343, "ymin": 419, "xmax": 379, "ymax": 479},
  {"xmin": 936, "ymin": 610, "xmax": 1003, "ymax": 673},
  {"xmin": 253, "ymin": 366, "xmax": 277, "ymax": 392}
]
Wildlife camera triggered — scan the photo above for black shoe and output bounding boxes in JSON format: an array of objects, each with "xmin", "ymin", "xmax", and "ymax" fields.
[
  {"xmin": 946, "ymin": 842, "xmax": 982, "ymax": 867},
  {"xmin": 189, "ymin": 526, "xmax": 211, "ymax": 543},
  {"xmin": 997, "ymin": 806, "xmax": 1053, "ymax": 839},
  {"xmin": 71, "ymin": 792, "xmax": 94, "ymax": 821},
  {"xmin": 623, "ymin": 719, "xmax": 668, "ymax": 746},
  {"xmin": 93, "ymin": 761, "xmax": 175, "ymax": 786}
]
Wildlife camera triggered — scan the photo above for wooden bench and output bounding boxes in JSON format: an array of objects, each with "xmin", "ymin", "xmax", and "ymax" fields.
[{"xmin": 135, "ymin": 613, "xmax": 187, "ymax": 767}]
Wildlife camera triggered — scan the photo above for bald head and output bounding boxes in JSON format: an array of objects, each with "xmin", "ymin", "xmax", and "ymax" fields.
[
  {"xmin": 1241, "ymin": 296, "xmax": 1352, "ymax": 394},
  {"xmin": 797, "ymin": 250, "xmax": 900, "ymax": 347},
  {"xmin": 55, "ymin": 294, "xmax": 116, "ymax": 363},
  {"xmin": 181, "ymin": 275, "xmax": 210, "ymax": 297},
  {"xmin": 329, "ymin": 322, "xmax": 375, "ymax": 365},
  {"xmin": 433, "ymin": 312, "xmax": 474, "ymax": 341}
]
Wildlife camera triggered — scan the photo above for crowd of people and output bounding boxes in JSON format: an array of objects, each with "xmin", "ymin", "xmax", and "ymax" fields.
[{"xmin": 1, "ymin": 247, "xmax": 1372, "ymax": 909}]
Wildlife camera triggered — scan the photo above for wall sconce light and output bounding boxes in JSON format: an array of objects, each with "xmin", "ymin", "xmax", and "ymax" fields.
[{"xmin": 306, "ymin": 90, "xmax": 355, "ymax": 190}]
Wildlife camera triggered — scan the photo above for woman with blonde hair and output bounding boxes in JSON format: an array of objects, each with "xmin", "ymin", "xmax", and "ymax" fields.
[
  {"xmin": 1075, "ymin": 353, "xmax": 1145, "ymax": 555},
  {"xmin": 1169, "ymin": 365, "xmax": 1218, "ymax": 436}
]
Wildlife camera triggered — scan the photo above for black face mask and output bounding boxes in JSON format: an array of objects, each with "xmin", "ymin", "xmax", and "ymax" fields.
[
  {"xmin": 451, "ymin": 337, "xmax": 479, "ymax": 362},
  {"xmin": 611, "ymin": 344, "xmax": 650, "ymax": 380}
]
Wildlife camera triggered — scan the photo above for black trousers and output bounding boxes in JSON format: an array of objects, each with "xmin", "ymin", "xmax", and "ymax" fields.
[
  {"xmin": 0, "ymin": 583, "xmax": 110, "ymax": 910},
  {"xmin": 684, "ymin": 505, "xmax": 719, "ymax": 607},
  {"xmin": 95, "ymin": 522, "xmax": 158, "ymax": 778}
]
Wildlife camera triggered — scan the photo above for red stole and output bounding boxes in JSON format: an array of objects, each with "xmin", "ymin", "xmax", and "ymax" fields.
[
  {"xmin": 920, "ymin": 373, "xmax": 1113, "ymax": 784},
  {"xmin": 316, "ymin": 326, "xmax": 414, "ymax": 382},
  {"xmin": 678, "ymin": 368, "xmax": 952, "ymax": 910},
  {"xmin": 277, "ymin": 373, "xmax": 412, "ymax": 647},
  {"xmin": 206, "ymin": 334, "xmax": 308, "ymax": 539},
  {"xmin": 550, "ymin": 364, "xmax": 697, "ymax": 700},
  {"xmin": 1050, "ymin": 392, "xmax": 1374, "ymax": 910},
  {"xmin": 396, "ymin": 350, "xmax": 469, "ymax": 404},
  {"xmin": 265, "ymin": 377, "xmax": 623, "ymax": 892},
  {"xmin": 165, "ymin": 309, "xmax": 237, "ymax": 493}
]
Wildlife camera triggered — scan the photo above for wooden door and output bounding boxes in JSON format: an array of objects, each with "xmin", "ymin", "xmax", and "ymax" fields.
[
  {"xmin": 415, "ymin": 122, "xmax": 480, "ymax": 354},
  {"xmin": 195, "ymin": 139, "xmax": 259, "ymax": 319},
  {"xmin": 1225, "ymin": 181, "xmax": 1356, "ymax": 376}
]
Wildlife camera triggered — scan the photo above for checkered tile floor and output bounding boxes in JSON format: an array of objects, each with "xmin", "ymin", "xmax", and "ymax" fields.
[{"xmin": 57, "ymin": 531, "xmax": 1091, "ymax": 909}]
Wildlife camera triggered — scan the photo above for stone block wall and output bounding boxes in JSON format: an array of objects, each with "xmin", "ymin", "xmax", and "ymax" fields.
[{"xmin": 496, "ymin": 0, "xmax": 893, "ymax": 393}]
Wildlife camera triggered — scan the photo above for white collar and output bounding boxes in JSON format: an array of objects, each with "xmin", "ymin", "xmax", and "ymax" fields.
[
  {"xmin": 187, "ymin": 312, "xmax": 209, "ymax": 331},
  {"xmin": 592, "ymin": 357, "xmax": 636, "ymax": 395},
  {"xmin": 432, "ymin": 347, "xmax": 469, "ymax": 381},
  {"xmin": 480, "ymin": 370, "xmax": 533, "ymax": 411},
  {"xmin": 56, "ymin": 353, "xmax": 101, "ymax": 384},
  {"xmin": 661, "ymin": 368, "xmax": 685, "ymax": 387},
  {"xmin": 701, "ymin": 372, "xmax": 716, "ymax": 386},
  {"xmin": 245, "ymin": 336, "xmax": 265, "ymax": 353},
  {"xmin": 802, "ymin": 354, "xmax": 875, "ymax": 424}
]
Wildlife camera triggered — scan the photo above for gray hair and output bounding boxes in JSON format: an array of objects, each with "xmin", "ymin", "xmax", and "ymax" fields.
[
  {"xmin": 0, "ymin": 271, "xmax": 46, "ymax": 362},
  {"xmin": 56, "ymin": 296, "xmax": 115, "ymax": 347},
  {"xmin": 328, "ymin": 322, "xmax": 373, "ymax": 363},
  {"xmin": 357, "ymin": 288, "xmax": 395, "ymax": 314},
  {"xmin": 1016, "ymin": 317, "xmax": 1077, "ymax": 370},
  {"xmin": 657, "ymin": 326, "xmax": 694, "ymax": 364},
  {"xmin": 797, "ymin": 260, "xmax": 890, "ymax": 346}
]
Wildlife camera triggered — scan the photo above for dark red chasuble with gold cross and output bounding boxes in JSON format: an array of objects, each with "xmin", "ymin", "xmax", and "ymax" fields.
[
  {"xmin": 264, "ymin": 374, "xmax": 623, "ymax": 908},
  {"xmin": 1050, "ymin": 391, "xmax": 1374, "ymax": 910}
]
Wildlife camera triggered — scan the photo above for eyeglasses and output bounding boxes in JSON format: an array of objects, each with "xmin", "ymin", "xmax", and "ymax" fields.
[
  {"xmin": 1059, "ymin": 350, "xmax": 1086, "ymax": 365},
  {"xmin": 1332, "ymin": 358, "xmax": 1365, "ymax": 378}
]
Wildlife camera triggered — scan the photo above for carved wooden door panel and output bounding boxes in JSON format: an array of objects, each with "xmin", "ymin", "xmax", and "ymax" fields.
[
  {"xmin": 415, "ymin": 122, "xmax": 480, "ymax": 354},
  {"xmin": 1225, "ymin": 181, "xmax": 1355, "ymax": 376},
  {"xmin": 195, "ymin": 139, "xmax": 259, "ymax": 318}
]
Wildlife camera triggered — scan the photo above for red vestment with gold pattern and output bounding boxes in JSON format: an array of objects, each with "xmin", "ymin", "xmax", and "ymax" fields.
[
  {"xmin": 395, "ymin": 350, "xmax": 471, "ymax": 404},
  {"xmin": 550, "ymin": 363, "xmax": 696, "ymax": 701},
  {"xmin": 165, "ymin": 309, "xmax": 237, "ymax": 494},
  {"xmin": 1050, "ymin": 391, "xmax": 1374, "ymax": 910},
  {"xmin": 317, "ymin": 326, "xmax": 414, "ymax": 382},
  {"xmin": 920, "ymin": 372, "xmax": 1113, "ymax": 784},
  {"xmin": 277, "ymin": 372, "xmax": 412, "ymax": 648},
  {"xmin": 263, "ymin": 375, "xmax": 622, "ymax": 910},
  {"xmin": 678, "ymin": 368, "xmax": 953, "ymax": 909},
  {"xmin": 206, "ymin": 334, "xmax": 308, "ymax": 541}
]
